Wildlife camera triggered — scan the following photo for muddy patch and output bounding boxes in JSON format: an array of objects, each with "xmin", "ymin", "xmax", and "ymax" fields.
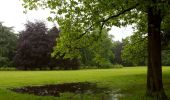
[{"xmin": 10, "ymin": 82, "xmax": 122, "ymax": 99}]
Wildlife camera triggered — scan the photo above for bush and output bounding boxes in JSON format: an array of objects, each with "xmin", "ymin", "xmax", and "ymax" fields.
[
  {"xmin": 0, "ymin": 67, "xmax": 16, "ymax": 71},
  {"xmin": 113, "ymin": 64, "xmax": 124, "ymax": 68},
  {"xmin": 81, "ymin": 64, "xmax": 124, "ymax": 69}
]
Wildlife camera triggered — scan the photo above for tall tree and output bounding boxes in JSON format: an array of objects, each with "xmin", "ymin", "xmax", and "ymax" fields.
[
  {"xmin": 112, "ymin": 41, "xmax": 123, "ymax": 65},
  {"xmin": 0, "ymin": 23, "xmax": 18, "ymax": 67},
  {"xmin": 22, "ymin": 0, "xmax": 170, "ymax": 98},
  {"xmin": 14, "ymin": 21, "xmax": 51, "ymax": 70}
]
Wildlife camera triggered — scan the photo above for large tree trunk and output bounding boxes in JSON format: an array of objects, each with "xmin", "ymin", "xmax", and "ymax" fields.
[{"xmin": 146, "ymin": 7, "xmax": 168, "ymax": 99}]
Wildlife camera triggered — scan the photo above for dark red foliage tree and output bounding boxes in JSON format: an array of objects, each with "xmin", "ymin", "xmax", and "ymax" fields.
[
  {"xmin": 14, "ymin": 21, "xmax": 51, "ymax": 70},
  {"xmin": 14, "ymin": 21, "xmax": 80, "ymax": 70}
]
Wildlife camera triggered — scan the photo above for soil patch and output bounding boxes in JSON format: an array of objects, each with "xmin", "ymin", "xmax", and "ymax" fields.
[{"xmin": 10, "ymin": 82, "xmax": 111, "ymax": 97}]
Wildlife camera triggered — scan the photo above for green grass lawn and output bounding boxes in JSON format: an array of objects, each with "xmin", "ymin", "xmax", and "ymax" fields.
[{"xmin": 0, "ymin": 67, "xmax": 169, "ymax": 100}]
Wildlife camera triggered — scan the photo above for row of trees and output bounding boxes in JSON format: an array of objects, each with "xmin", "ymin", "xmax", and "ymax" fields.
[
  {"xmin": 1, "ymin": 21, "xmax": 170, "ymax": 69},
  {"xmin": 0, "ymin": 22, "xmax": 81, "ymax": 70},
  {"xmin": 15, "ymin": 21, "xmax": 83, "ymax": 70},
  {"xmin": 0, "ymin": 21, "xmax": 119, "ymax": 70}
]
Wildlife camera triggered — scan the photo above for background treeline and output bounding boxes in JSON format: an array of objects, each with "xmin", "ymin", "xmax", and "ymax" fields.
[{"xmin": 0, "ymin": 21, "xmax": 169, "ymax": 70}]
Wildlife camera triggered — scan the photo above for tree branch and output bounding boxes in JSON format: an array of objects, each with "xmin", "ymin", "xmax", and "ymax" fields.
[
  {"xmin": 96, "ymin": 3, "xmax": 140, "ymax": 42},
  {"xmin": 101, "ymin": 3, "xmax": 139, "ymax": 23},
  {"xmin": 77, "ymin": 3, "xmax": 139, "ymax": 40},
  {"xmin": 77, "ymin": 25, "xmax": 93, "ymax": 39}
]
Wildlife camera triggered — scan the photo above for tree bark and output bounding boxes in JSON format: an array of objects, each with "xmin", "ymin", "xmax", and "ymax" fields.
[{"xmin": 146, "ymin": 7, "xmax": 168, "ymax": 100}]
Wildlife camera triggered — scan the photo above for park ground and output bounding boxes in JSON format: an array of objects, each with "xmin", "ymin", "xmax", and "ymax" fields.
[{"xmin": 0, "ymin": 67, "xmax": 169, "ymax": 100}]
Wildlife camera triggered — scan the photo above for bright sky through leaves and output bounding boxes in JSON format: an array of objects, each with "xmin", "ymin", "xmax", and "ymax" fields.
[{"xmin": 0, "ymin": 0, "xmax": 133, "ymax": 41}]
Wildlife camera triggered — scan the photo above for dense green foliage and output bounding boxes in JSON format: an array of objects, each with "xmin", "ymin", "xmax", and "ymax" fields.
[
  {"xmin": 0, "ymin": 23, "xmax": 17, "ymax": 67},
  {"xmin": 121, "ymin": 32, "xmax": 170, "ymax": 66},
  {"xmin": 121, "ymin": 32, "xmax": 147, "ymax": 66},
  {"xmin": 162, "ymin": 50, "xmax": 170, "ymax": 66},
  {"xmin": 82, "ymin": 31, "xmax": 114, "ymax": 68},
  {"xmin": 52, "ymin": 28, "xmax": 114, "ymax": 68}
]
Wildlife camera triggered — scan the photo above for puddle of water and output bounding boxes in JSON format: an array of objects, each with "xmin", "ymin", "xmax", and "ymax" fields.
[{"xmin": 10, "ymin": 82, "xmax": 123, "ymax": 100}]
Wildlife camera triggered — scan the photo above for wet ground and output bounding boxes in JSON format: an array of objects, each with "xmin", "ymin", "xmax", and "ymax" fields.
[{"xmin": 10, "ymin": 82, "xmax": 122, "ymax": 100}]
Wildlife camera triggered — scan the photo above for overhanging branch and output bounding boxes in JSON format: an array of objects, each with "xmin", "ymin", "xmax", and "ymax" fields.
[
  {"xmin": 77, "ymin": 25, "xmax": 93, "ymax": 39},
  {"xmin": 98, "ymin": 3, "xmax": 139, "ymax": 39},
  {"xmin": 77, "ymin": 3, "xmax": 139, "ymax": 40},
  {"xmin": 101, "ymin": 3, "xmax": 139, "ymax": 23}
]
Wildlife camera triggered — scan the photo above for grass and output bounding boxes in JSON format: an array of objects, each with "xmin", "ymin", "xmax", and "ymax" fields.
[{"xmin": 0, "ymin": 67, "xmax": 169, "ymax": 100}]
